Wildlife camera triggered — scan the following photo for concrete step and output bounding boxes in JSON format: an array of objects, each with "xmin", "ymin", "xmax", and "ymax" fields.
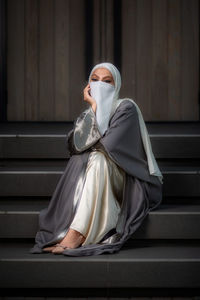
[
  {"xmin": 0, "ymin": 162, "xmax": 199, "ymax": 197},
  {"xmin": 0, "ymin": 201, "xmax": 200, "ymax": 239},
  {"xmin": 1, "ymin": 121, "xmax": 199, "ymax": 134},
  {"xmin": 0, "ymin": 240, "xmax": 200, "ymax": 288},
  {"xmin": 0, "ymin": 122, "xmax": 200, "ymax": 159},
  {"xmin": 1, "ymin": 134, "xmax": 200, "ymax": 159},
  {"xmin": 1, "ymin": 157, "xmax": 200, "ymax": 169}
]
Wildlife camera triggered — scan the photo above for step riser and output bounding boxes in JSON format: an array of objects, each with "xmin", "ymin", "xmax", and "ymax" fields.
[
  {"xmin": 0, "ymin": 173, "xmax": 199, "ymax": 197},
  {"xmin": 152, "ymin": 137, "xmax": 200, "ymax": 158},
  {"xmin": 0, "ymin": 260, "xmax": 199, "ymax": 288},
  {"xmin": 1, "ymin": 212, "xmax": 200, "ymax": 239},
  {"xmin": 0, "ymin": 214, "xmax": 38, "ymax": 238},
  {"xmin": 0, "ymin": 137, "xmax": 70, "ymax": 159},
  {"xmin": 0, "ymin": 173, "xmax": 61, "ymax": 196},
  {"xmin": 163, "ymin": 173, "xmax": 200, "ymax": 197},
  {"xmin": 1, "ymin": 136, "xmax": 200, "ymax": 158}
]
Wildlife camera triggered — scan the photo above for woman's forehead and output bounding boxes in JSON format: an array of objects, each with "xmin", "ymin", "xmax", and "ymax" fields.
[{"xmin": 92, "ymin": 68, "xmax": 113, "ymax": 78}]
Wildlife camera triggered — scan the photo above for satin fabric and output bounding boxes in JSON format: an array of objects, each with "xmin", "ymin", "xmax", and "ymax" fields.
[
  {"xmin": 111, "ymin": 98, "xmax": 163, "ymax": 183},
  {"xmin": 70, "ymin": 150, "xmax": 125, "ymax": 245},
  {"xmin": 73, "ymin": 107, "xmax": 101, "ymax": 152}
]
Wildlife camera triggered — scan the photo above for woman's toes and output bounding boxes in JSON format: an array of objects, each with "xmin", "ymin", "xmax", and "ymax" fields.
[
  {"xmin": 43, "ymin": 246, "xmax": 56, "ymax": 252},
  {"xmin": 52, "ymin": 244, "xmax": 68, "ymax": 254},
  {"xmin": 52, "ymin": 247, "xmax": 63, "ymax": 254}
]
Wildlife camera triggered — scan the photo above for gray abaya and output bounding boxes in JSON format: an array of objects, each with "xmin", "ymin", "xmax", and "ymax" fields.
[{"xmin": 30, "ymin": 100, "xmax": 162, "ymax": 256}]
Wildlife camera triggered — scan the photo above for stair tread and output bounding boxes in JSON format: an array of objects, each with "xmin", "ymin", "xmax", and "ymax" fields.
[
  {"xmin": 0, "ymin": 162, "xmax": 200, "ymax": 172},
  {"xmin": 1, "ymin": 241, "xmax": 200, "ymax": 288},
  {"xmin": 1, "ymin": 241, "xmax": 200, "ymax": 260},
  {"xmin": 1, "ymin": 134, "xmax": 200, "ymax": 138}
]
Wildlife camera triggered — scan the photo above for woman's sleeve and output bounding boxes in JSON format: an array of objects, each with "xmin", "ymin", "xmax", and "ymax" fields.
[
  {"xmin": 72, "ymin": 107, "xmax": 102, "ymax": 153},
  {"xmin": 71, "ymin": 101, "xmax": 140, "ymax": 156},
  {"xmin": 91, "ymin": 101, "xmax": 138, "ymax": 157},
  {"xmin": 67, "ymin": 129, "xmax": 76, "ymax": 156},
  {"xmin": 97, "ymin": 100, "xmax": 151, "ymax": 182},
  {"xmin": 71, "ymin": 101, "xmax": 148, "ymax": 180}
]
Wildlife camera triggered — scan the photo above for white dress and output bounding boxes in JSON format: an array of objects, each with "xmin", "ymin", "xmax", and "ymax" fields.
[{"xmin": 70, "ymin": 150, "xmax": 125, "ymax": 245}]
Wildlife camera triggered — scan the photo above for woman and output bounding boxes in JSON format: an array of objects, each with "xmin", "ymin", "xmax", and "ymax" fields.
[{"xmin": 30, "ymin": 62, "xmax": 163, "ymax": 256}]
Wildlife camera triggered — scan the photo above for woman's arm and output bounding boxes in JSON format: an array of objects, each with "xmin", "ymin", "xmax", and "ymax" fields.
[
  {"xmin": 66, "ymin": 83, "xmax": 100, "ymax": 156},
  {"xmin": 72, "ymin": 107, "xmax": 102, "ymax": 153},
  {"xmin": 71, "ymin": 100, "xmax": 138, "ymax": 155}
]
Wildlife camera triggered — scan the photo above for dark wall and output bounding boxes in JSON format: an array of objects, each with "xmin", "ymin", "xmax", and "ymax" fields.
[
  {"xmin": 0, "ymin": 0, "xmax": 7, "ymax": 121},
  {"xmin": 1, "ymin": 0, "xmax": 199, "ymax": 121}
]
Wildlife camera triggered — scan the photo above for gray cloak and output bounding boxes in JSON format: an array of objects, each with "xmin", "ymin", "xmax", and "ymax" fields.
[{"xmin": 30, "ymin": 100, "xmax": 162, "ymax": 256}]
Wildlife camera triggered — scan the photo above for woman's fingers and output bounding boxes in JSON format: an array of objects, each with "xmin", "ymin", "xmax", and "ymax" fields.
[
  {"xmin": 84, "ymin": 84, "xmax": 95, "ymax": 104},
  {"xmin": 83, "ymin": 84, "xmax": 97, "ymax": 113}
]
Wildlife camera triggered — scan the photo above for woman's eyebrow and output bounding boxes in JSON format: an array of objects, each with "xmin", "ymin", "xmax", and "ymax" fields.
[
  {"xmin": 91, "ymin": 73, "xmax": 99, "ymax": 78},
  {"xmin": 102, "ymin": 76, "xmax": 112, "ymax": 79}
]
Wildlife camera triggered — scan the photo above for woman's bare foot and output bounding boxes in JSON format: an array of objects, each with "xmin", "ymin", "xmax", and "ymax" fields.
[
  {"xmin": 52, "ymin": 229, "xmax": 86, "ymax": 254},
  {"xmin": 50, "ymin": 243, "xmax": 68, "ymax": 254},
  {"xmin": 43, "ymin": 245, "xmax": 57, "ymax": 252}
]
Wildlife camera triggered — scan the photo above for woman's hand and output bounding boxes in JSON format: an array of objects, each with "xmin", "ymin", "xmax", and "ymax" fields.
[{"xmin": 83, "ymin": 84, "xmax": 97, "ymax": 113}]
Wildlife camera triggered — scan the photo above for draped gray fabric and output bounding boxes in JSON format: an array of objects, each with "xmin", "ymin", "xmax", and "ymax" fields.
[{"xmin": 30, "ymin": 100, "xmax": 162, "ymax": 256}]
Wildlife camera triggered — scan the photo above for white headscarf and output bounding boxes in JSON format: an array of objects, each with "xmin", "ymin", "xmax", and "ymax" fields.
[
  {"xmin": 89, "ymin": 63, "xmax": 121, "ymax": 135},
  {"xmin": 89, "ymin": 62, "xmax": 163, "ymax": 184},
  {"xmin": 89, "ymin": 62, "xmax": 121, "ymax": 100}
]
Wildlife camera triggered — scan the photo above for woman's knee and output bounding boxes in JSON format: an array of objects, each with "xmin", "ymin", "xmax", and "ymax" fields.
[{"xmin": 88, "ymin": 151, "xmax": 108, "ymax": 173}]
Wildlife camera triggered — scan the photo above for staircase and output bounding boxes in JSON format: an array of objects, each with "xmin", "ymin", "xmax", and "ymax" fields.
[{"xmin": 0, "ymin": 121, "xmax": 200, "ymax": 298}]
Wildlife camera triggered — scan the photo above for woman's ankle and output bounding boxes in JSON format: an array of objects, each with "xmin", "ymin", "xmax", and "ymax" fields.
[{"xmin": 60, "ymin": 228, "xmax": 85, "ymax": 248}]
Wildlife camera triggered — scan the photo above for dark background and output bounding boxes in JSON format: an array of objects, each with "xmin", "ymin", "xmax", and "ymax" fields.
[{"xmin": 0, "ymin": 0, "xmax": 199, "ymax": 122}]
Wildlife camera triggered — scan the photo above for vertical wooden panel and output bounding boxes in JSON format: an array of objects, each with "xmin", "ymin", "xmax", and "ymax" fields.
[
  {"xmin": 93, "ymin": 0, "xmax": 114, "ymax": 64},
  {"xmin": 121, "ymin": 0, "xmax": 199, "ymax": 121},
  {"xmin": 0, "ymin": 0, "xmax": 7, "ymax": 121},
  {"xmin": 6, "ymin": 0, "xmax": 199, "ymax": 121},
  {"xmin": 93, "ymin": 0, "xmax": 101, "ymax": 62},
  {"xmin": 136, "ymin": 0, "xmax": 152, "ymax": 120},
  {"xmin": 168, "ymin": 0, "xmax": 181, "ymax": 120},
  {"xmin": 68, "ymin": 0, "xmax": 86, "ymax": 121},
  {"xmin": 181, "ymin": 0, "xmax": 199, "ymax": 120},
  {"xmin": 24, "ymin": 0, "xmax": 39, "ymax": 120},
  {"xmin": 39, "ymin": 0, "xmax": 54, "ymax": 120},
  {"xmin": 121, "ymin": 0, "xmax": 137, "ymax": 100},
  {"xmin": 7, "ymin": 0, "xmax": 25, "ymax": 120},
  {"xmin": 7, "ymin": 0, "xmax": 86, "ymax": 121},
  {"xmin": 151, "ymin": 0, "xmax": 168, "ymax": 120},
  {"xmin": 55, "ymin": 0, "xmax": 70, "ymax": 120},
  {"xmin": 105, "ymin": 0, "xmax": 114, "ymax": 61}
]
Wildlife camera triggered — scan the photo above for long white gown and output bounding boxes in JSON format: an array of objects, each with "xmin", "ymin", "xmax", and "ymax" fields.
[{"xmin": 70, "ymin": 150, "xmax": 125, "ymax": 245}]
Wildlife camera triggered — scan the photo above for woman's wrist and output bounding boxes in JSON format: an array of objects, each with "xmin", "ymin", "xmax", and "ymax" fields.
[{"xmin": 91, "ymin": 103, "xmax": 97, "ymax": 113}]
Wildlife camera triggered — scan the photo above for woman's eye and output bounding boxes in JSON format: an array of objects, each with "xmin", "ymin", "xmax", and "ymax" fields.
[
  {"xmin": 104, "ymin": 80, "xmax": 111, "ymax": 83},
  {"xmin": 91, "ymin": 78, "xmax": 98, "ymax": 81}
]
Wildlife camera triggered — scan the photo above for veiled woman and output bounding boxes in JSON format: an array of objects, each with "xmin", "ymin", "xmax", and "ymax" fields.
[{"xmin": 30, "ymin": 62, "xmax": 163, "ymax": 256}]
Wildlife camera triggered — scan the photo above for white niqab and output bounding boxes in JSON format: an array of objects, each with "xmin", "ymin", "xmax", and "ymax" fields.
[
  {"xmin": 89, "ymin": 62, "xmax": 163, "ymax": 184},
  {"xmin": 90, "ymin": 81, "xmax": 115, "ymax": 135}
]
